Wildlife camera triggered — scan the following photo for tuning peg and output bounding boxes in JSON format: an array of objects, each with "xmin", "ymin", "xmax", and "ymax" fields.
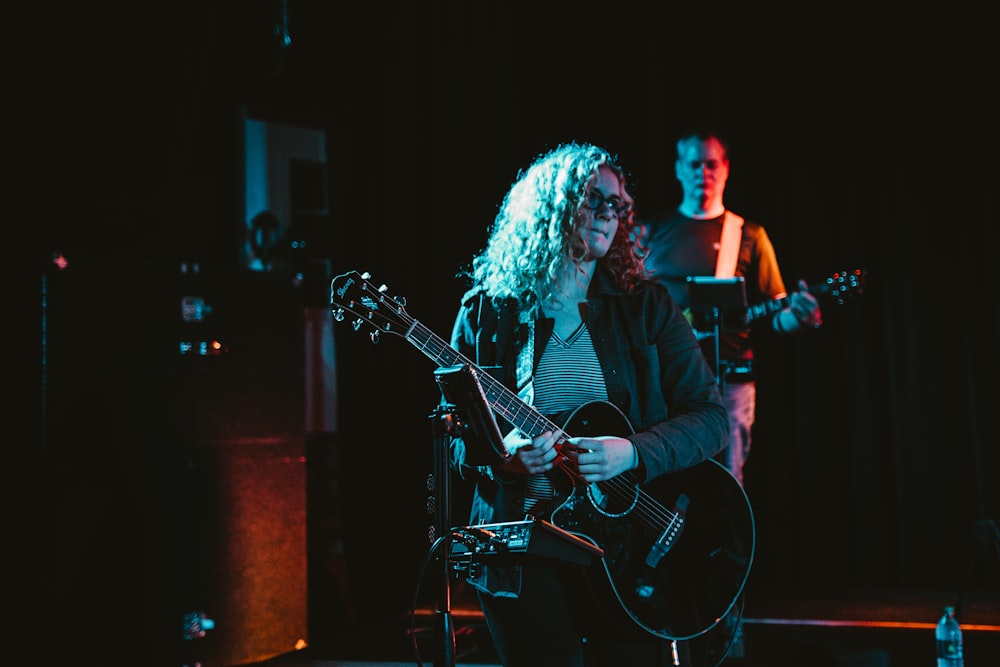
[
  {"xmin": 361, "ymin": 271, "xmax": 371, "ymax": 279},
  {"xmin": 378, "ymin": 284, "xmax": 388, "ymax": 293},
  {"xmin": 370, "ymin": 330, "xmax": 381, "ymax": 344},
  {"xmin": 352, "ymin": 318, "xmax": 363, "ymax": 331},
  {"xmin": 394, "ymin": 295, "xmax": 407, "ymax": 306},
  {"xmin": 332, "ymin": 308, "xmax": 345, "ymax": 322}
]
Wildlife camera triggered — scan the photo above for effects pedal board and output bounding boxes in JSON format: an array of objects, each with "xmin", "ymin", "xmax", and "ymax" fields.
[{"xmin": 450, "ymin": 519, "xmax": 604, "ymax": 566}]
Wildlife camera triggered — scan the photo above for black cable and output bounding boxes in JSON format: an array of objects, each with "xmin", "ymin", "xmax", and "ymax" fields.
[{"xmin": 407, "ymin": 533, "xmax": 452, "ymax": 667}]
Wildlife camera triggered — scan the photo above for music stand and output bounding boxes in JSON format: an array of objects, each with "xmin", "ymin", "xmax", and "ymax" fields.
[
  {"xmin": 686, "ymin": 276, "xmax": 748, "ymax": 386},
  {"xmin": 434, "ymin": 363, "xmax": 511, "ymax": 466}
]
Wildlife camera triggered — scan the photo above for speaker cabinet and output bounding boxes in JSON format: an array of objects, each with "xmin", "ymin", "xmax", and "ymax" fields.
[{"xmin": 43, "ymin": 261, "xmax": 308, "ymax": 666}]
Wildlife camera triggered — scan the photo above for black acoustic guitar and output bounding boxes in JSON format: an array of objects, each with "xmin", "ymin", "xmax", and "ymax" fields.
[{"xmin": 330, "ymin": 270, "xmax": 755, "ymax": 641}]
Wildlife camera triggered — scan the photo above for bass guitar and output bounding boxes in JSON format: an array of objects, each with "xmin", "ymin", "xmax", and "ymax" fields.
[
  {"xmin": 688, "ymin": 267, "xmax": 867, "ymax": 335},
  {"xmin": 330, "ymin": 270, "xmax": 755, "ymax": 641}
]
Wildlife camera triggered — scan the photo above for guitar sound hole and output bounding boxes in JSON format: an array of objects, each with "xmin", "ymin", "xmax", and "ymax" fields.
[{"xmin": 588, "ymin": 479, "xmax": 639, "ymax": 517}]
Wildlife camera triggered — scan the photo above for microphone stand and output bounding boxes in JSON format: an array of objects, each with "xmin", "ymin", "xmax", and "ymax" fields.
[{"xmin": 429, "ymin": 403, "xmax": 459, "ymax": 667}]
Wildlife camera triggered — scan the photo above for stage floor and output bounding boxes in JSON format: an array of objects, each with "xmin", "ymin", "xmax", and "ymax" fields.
[{"xmin": 246, "ymin": 588, "xmax": 1000, "ymax": 667}]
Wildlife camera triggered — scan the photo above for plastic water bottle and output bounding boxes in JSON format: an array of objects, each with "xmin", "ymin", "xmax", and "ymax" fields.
[{"xmin": 936, "ymin": 605, "xmax": 964, "ymax": 666}]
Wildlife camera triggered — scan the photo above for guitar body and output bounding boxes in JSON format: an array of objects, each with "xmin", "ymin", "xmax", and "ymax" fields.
[{"xmin": 549, "ymin": 401, "xmax": 755, "ymax": 641}]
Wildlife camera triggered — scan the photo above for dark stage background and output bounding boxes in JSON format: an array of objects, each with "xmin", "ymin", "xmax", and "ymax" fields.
[{"xmin": 30, "ymin": 1, "xmax": 998, "ymax": 665}]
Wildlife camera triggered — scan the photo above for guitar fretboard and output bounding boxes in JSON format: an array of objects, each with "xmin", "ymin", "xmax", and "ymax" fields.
[
  {"xmin": 405, "ymin": 320, "xmax": 563, "ymax": 439},
  {"xmin": 746, "ymin": 296, "xmax": 790, "ymax": 324}
]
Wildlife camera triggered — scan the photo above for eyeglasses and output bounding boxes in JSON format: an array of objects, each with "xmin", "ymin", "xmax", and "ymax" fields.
[{"xmin": 583, "ymin": 190, "xmax": 631, "ymax": 217}]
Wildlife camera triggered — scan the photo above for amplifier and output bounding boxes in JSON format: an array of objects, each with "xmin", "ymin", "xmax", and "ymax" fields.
[{"xmin": 450, "ymin": 519, "xmax": 604, "ymax": 566}]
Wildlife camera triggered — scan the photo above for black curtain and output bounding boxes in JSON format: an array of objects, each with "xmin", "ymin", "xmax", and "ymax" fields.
[{"xmin": 35, "ymin": 0, "xmax": 998, "ymax": 641}]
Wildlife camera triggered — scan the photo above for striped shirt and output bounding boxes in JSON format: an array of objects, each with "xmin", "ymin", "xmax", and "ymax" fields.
[
  {"xmin": 523, "ymin": 324, "xmax": 608, "ymax": 515},
  {"xmin": 533, "ymin": 324, "xmax": 609, "ymax": 415}
]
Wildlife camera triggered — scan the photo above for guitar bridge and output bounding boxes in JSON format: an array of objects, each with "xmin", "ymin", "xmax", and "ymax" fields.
[{"xmin": 644, "ymin": 493, "xmax": 689, "ymax": 568}]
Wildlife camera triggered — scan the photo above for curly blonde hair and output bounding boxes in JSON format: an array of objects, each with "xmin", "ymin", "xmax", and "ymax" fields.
[{"xmin": 464, "ymin": 142, "xmax": 646, "ymax": 305}]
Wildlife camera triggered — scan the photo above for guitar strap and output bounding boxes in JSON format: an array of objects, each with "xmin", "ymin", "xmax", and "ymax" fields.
[
  {"xmin": 514, "ymin": 297, "xmax": 559, "ymax": 516},
  {"xmin": 515, "ymin": 303, "xmax": 535, "ymax": 406},
  {"xmin": 714, "ymin": 211, "xmax": 744, "ymax": 278},
  {"xmin": 495, "ymin": 294, "xmax": 536, "ymax": 403}
]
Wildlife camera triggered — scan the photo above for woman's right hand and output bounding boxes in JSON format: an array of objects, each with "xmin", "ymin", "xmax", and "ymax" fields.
[{"xmin": 500, "ymin": 430, "xmax": 561, "ymax": 475}]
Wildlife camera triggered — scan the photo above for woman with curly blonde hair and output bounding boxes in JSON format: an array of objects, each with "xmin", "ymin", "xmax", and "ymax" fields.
[
  {"xmin": 449, "ymin": 142, "xmax": 731, "ymax": 666},
  {"xmin": 464, "ymin": 142, "xmax": 646, "ymax": 305}
]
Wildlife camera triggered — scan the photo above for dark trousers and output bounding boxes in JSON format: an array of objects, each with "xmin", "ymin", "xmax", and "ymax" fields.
[{"xmin": 476, "ymin": 564, "xmax": 691, "ymax": 667}]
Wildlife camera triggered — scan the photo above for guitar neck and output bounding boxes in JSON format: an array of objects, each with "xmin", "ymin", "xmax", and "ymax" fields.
[
  {"xmin": 404, "ymin": 320, "xmax": 560, "ymax": 437},
  {"xmin": 745, "ymin": 281, "xmax": 839, "ymax": 325},
  {"xmin": 746, "ymin": 295, "xmax": 791, "ymax": 324}
]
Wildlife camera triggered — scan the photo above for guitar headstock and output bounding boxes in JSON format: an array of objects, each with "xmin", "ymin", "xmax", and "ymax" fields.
[
  {"xmin": 814, "ymin": 268, "xmax": 867, "ymax": 305},
  {"xmin": 329, "ymin": 270, "xmax": 413, "ymax": 343}
]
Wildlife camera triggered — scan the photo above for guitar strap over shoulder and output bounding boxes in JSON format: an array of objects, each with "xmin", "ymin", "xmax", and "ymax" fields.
[
  {"xmin": 515, "ymin": 300, "xmax": 535, "ymax": 406},
  {"xmin": 715, "ymin": 211, "xmax": 744, "ymax": 278},
  {"xmin": 495, "ymin": 295, "xmax": 535, "ymax": 405}
]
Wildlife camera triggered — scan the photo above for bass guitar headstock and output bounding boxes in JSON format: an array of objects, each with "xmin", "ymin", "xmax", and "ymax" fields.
[{"xmin": 813, "ymin": 268, "xmax": 867, "ymax": 305}]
